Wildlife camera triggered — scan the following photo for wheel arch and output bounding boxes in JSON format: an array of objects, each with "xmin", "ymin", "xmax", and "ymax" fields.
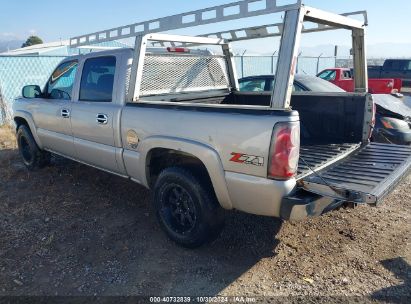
[
  {"xmin": 13, "ymin": 111, "xmax": 43, "ymax": 148},
  {"xmin": 140, "ymin": 136, "xmax": 233, "ymax": 210}
]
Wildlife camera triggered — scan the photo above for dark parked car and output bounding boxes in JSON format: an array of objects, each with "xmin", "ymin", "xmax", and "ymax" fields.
[
  {"xmin": 239, "ymin": 75, "xmax": 411, "ymax": 145},
  {"xmin": 368, "ymin": 59, "xmax": 411, "ymax": 87}
]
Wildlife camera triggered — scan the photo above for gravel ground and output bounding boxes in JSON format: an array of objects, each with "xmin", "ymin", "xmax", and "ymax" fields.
[{"xmin": 0, "ymin": 127, "xmax": 410, "ymax": 301}]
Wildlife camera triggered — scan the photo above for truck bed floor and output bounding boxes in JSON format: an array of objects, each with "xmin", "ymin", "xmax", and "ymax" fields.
[{"xmin": 297, "ymin": 143, "xmax": 360, "ymax": 179}]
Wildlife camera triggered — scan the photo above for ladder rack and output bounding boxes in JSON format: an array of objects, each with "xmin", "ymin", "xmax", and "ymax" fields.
[
  {"xmin": 150, "ymin": 10, "xmax": 367, "ymax": 46},
  {"xmin": 70, "ymin": 0, "xmax": 303, "ymax": 47},
  {"xmin": 199, "ymin": 10, "xmax": 367, "ymax": 42},
  {"xmin": 69, "ymin": 0, "xmax": 369, "ymax": 111}
]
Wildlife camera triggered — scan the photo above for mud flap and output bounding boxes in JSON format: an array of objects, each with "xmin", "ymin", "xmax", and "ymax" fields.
[{"xmin": 299, "ymin": 143, "xmax": 411, "ymax": 205}]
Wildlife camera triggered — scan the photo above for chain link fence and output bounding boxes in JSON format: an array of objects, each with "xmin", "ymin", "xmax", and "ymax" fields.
[
  {"xmin": 0, "ymin": 53, "xmax": 389, "ymax": 125},
  {"xmin": 0, "ymin": 56, "xmax": 65, "ymax": 124},
  {"xmin": 0, "ymin": 85, "xmax": 10, "ymax": 124},
  {"xmin": 234, "ymin": 55, "xmax": 337, "ymax": 78}
]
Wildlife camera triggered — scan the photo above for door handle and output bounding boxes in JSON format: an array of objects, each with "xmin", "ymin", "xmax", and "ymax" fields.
[
  {"xmin": 96, "ymin": 113, "xmax": 108, "ymax": 125},
  {"xmin": 61, "ymin": 108, "xmax": 70, "ymax": 118}
]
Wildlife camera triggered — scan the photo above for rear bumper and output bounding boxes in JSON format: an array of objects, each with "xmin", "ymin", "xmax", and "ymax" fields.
[
  {"xmin": 225, "ymin": 171, "xmax": 343, "ymax": 220},
  {"xmin": 280, "ymin": 191, "xmax": 343, "ymax": 221}
]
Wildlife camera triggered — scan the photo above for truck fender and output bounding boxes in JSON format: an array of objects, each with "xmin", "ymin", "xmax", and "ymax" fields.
[
  {"xmin": 13, "ymin": 110, "xmax": 43, "ymax": 149},
  {"xmin": 139, "ymin": 136, "xmax": 233, "ymax": 210}
]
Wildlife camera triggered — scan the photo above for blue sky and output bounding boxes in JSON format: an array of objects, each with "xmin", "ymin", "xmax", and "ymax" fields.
[{"xmin": 1, "ymin": 0, "xmax": 410, "ymax": 56}]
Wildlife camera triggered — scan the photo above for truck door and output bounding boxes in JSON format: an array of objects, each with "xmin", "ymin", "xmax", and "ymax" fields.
[
  {"xmin": 339, "ymin": 69, "xmax": 354, "ymax": 92},
  {"xmin": 70, "ymin": 55, "xmax": 123, "ymax": 174},
  {"xmin": 33, "ymin": 60, "xmax": 77, "ymax": 157}
]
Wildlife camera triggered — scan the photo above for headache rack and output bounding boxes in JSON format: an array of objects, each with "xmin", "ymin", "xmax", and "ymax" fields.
[{"xmin": 69, "ymin": 0, "xmax": 368, "ymax": 109}]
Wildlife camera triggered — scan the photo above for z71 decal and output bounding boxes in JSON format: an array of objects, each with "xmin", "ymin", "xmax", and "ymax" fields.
[{"xmin": 230, "ymin": 152, "xmax": 264, "ymax": 167}]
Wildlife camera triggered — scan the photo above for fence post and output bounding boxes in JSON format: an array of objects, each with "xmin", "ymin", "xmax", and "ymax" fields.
[
  {"xmin": 271, "ymin": 51, "xmax": 277, "ymax": 74},
  {"xmin": 316, "ymin": 53, "xmax": 323, "ymax": 74},
  {"xmin": 296, "ymin": 51, "xmax": 302, "ymax": 74},
  {"xmin": 0, "ymin": 86, "xmax": 9, "ymax": 125},
  {"xmin": 241, "ymin": 50, "xmax": 247, "ymax": 78},
  {"xmin": 241, "ymin": 56, "xmax": 244, "ymax": 78}
]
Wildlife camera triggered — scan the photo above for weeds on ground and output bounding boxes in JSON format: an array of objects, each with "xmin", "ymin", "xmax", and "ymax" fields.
[{"xmin": 0, "ymin": 125, "xmax": 16, "ymax": 150}]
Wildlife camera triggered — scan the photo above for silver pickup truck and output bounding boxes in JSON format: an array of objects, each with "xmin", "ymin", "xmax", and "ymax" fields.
[{"xmin": 12, "ymin": 1, "xmax": 411, "ymax": 247}]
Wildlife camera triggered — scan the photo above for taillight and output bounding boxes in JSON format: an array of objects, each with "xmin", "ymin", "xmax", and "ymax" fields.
[{"xmin": 268, "ymin": 122, "xmax": 300, "ymax": 180}]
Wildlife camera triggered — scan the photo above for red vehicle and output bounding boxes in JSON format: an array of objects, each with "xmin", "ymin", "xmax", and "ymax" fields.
[{"xmin": 317, "ymin": 68, "xmax": 402, "ymax": 94}]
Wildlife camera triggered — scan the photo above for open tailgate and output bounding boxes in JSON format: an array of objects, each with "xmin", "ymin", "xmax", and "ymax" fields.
[{"xmin": 299, "ymin": 143, "xmax": 411, "ymax": 205}]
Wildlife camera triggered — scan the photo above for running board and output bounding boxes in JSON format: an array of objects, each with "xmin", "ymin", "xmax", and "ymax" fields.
[{"xmin": 299, "ymin": 143, "xmax": 411, "ymax": 205}]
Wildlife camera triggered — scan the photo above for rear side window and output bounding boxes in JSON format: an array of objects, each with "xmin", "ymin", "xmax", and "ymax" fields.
[
  {"xmin": 79, "ymin": 56, "xmax": 116, "ymax": 102},
  {"xmin": 343, "ymin": 70, "xmax": 352, "ymax": 79}
]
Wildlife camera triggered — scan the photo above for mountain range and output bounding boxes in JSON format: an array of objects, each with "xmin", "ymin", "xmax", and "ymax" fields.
[
  {"xmin": 0, "ymin": 40, "xmax": 24, "ymax": 53},
  {"xmin": 1, "ymin": 37, "xmax": 410, "ymax": 59},
  {"xmin": 297, "ymin": 43, "xmax": 411, "ymax": 58}
]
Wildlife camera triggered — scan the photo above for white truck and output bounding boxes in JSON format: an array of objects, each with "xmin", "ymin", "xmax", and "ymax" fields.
[{"xmin": 13, "ymin": 0, "xmax": 411, "ymax": 247}]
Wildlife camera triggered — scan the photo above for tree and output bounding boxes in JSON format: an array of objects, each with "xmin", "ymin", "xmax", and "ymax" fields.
[{"xmin": 21, "ymin": 36, "xmax": 43, "ymax": 48}]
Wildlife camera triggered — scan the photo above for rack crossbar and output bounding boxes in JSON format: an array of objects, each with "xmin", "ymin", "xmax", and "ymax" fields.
[
  {"xmin": 150, "ymin": 10, "xmax": 366, "ymax": 46},
  {"xmin": 70, "ymin": 0, "xmax": 302, "ymax": 47}
]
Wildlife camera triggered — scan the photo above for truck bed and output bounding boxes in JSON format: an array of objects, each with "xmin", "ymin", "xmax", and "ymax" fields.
[{"xmin": 143, "ymin": 91, "xmax": 369, "ymax": 180}]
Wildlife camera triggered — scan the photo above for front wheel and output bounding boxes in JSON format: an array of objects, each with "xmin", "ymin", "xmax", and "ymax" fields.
[
  {"xmin": 153, "ymin": 167, "xmax": 225, "ymax": 248},
  {"xmin": 17, "ymin": 125, "xmax": 50, "ymax": 170}
]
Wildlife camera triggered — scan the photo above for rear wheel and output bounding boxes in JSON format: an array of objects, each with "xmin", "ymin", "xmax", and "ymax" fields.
[
  {"xmin": 17, "ymin": 125, "xmax": 50, "ymax": 170},
  {"xmin": 153, "ymin": 167, "xmax": 224, "ymax": 248}
]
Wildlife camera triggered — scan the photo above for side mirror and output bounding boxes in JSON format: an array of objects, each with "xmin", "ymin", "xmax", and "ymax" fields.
[{"xmin": 22, "ymin": 85, "xmax": 41, "ymax": 98}]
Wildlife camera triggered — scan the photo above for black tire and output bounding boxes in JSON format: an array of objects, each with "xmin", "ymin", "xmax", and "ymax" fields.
[
  {"xmin": 153, "ymin": 167, "xmax": 225, "ymax": 248},
  {"xmin": 16, "ymin": 125, "xmax": 50, "ymax": 170}
]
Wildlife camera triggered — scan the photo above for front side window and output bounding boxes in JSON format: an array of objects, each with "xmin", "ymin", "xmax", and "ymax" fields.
[
  {"xmin": 384, "ymin": 60, "xmax": 395, "ymax": 70},
  {"xmin": 46, "ymin": 60, "xmax": 78, "ymax": 100},
  {"xmin": 239, "ymin": 79, "xmax": 266, "ymax": 92},
  {"xmin": 79, "ymin": 56, "xmax": 116, "ymax": 102},
  {"xmin": 317, "ymin": 70, "xmax": 336, "ymax": 81}
]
